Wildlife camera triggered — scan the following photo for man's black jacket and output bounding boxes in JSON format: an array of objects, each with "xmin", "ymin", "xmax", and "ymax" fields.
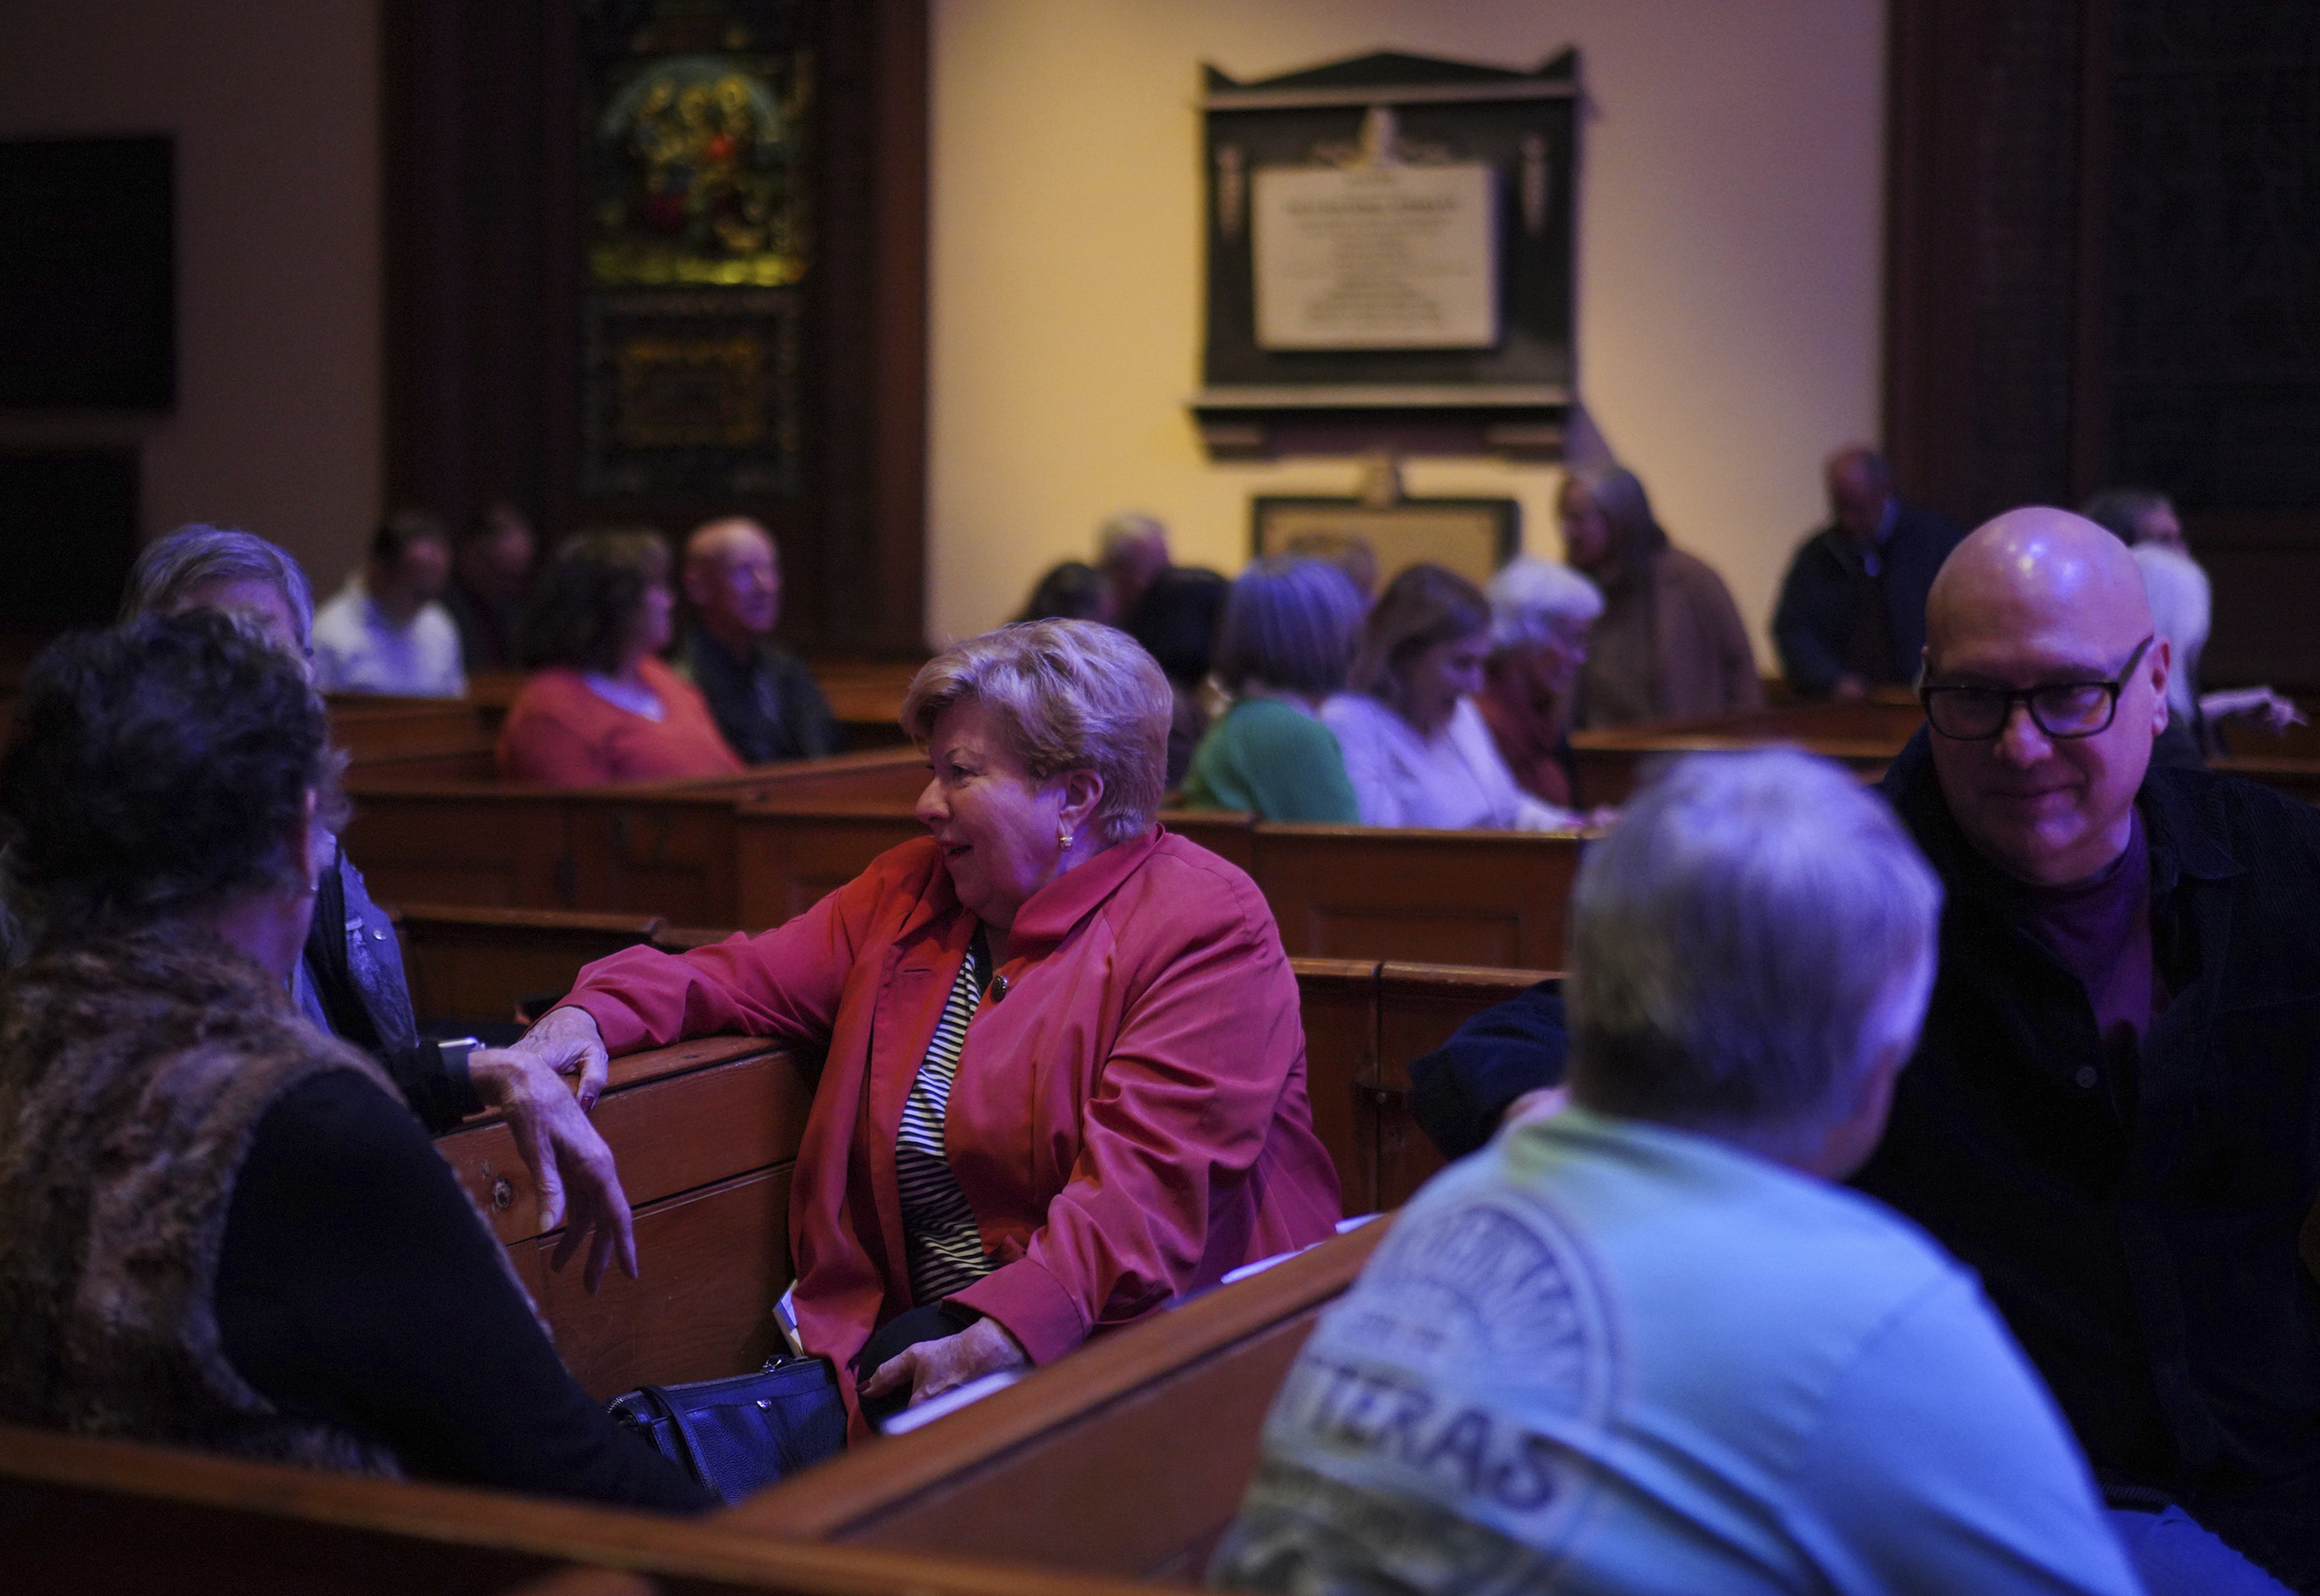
[
  {"xmin": 1864, "ymin": 730, "xmax": 2320, "ymax": 1575},
  {"xmin": 678, "ymin": 624, "xmax": 839, "ymax": 764},
  {"xmin": 1771, "ymin": 503, "xmax": 1961, "ymax": 694}
]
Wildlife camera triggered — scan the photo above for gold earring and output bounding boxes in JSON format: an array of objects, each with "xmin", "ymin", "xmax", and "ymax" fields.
[{"xmin": 1059, "ymin": 827, "xmax": 1073, "ymax": 851}]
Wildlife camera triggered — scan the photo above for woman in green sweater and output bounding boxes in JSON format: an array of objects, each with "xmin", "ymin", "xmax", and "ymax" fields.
[{"xmin": 1180, "ymin": 557, "xmax": 1366, "ymax": 822}]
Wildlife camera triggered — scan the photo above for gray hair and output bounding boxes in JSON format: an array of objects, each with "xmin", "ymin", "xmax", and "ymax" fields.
[
  {"xmin": 2133, "ymin": 543, "xmax": 2207, "ymax": 722},
  {"xmin": 1097, "ymin": 512, "xmax": 1167, "ymax": 562},
  {"xmin": 120, "ymin": 524, "xmax": 315, "ymax": 647},
  {"xmin": 1486, "ymin": 557, "xmax": 1603, "ymax": 650},
  {"xmin": 901, "ymin": 619, "xmax": 1172, "ymax": 848},
  {"xmin": 1214, "ymin": 557, "xmax": 1367, "ymax": 698},
  {"xmin": 1567, "ymin": 749, "xmax": 1942, "ymax": 1132}
]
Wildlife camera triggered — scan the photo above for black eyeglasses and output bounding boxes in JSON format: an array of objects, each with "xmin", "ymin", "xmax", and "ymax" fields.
[{"xmin": 1920, "ymin": 635, "xmax": 2154, "ymax": 741}]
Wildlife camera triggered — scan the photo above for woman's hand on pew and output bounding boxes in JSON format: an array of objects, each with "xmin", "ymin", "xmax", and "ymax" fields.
[
  {"xmin": 504, "ymin": 1005, "xmax": 614, "ymax": 1111},
  {"xmin": 858, "ymin": 1316, "xmax": 1030, "ymax": 1410},
  {"xmin": 469, "ymin": 1037, "xmax": 638, "ymax": 1293}
]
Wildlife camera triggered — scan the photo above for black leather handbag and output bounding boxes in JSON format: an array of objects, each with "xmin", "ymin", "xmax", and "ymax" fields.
[{"xmin": 606, "ymin": 1354, "xmax": 847, "ymax": 1504}]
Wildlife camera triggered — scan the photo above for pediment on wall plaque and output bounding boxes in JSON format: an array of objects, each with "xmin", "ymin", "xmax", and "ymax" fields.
[{"xmin": 1192, "ymin": 49, "xmax": 1578, "ymax": 462}]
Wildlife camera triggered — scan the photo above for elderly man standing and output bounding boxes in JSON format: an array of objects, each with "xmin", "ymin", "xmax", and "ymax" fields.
[
  {"xmin": 676, "ymin": 516, "xmax": 837, "ymax": 764},
  {"xmin": 1856, "ymin": 507, "xmax": 2320, "ymax": 1592},
  {"xmin": 1216, "ymin": 748, "xmax": 2138, "ymax": 1595},
  {"xmin": 1098, "ymin": 511, "xmax": 1171, "ymax": 626},
  {"xmin": 1773, "ymin": 446, "xmax": 1961, "ymax": 698}
]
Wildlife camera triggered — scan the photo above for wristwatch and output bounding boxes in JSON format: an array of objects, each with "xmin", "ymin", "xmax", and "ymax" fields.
[{"xmin": 437, "ymin": 1034, "xmax": 484, "ymax": 1078}]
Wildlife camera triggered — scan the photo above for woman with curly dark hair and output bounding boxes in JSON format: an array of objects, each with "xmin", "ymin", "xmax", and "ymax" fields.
[
  {"xmin": 0, "ymin": 613, "xmax": 708, "ymax": 1509},
  {"xmin": 497, "ymin": 528, "xmax": 742, "ymax": 784}
]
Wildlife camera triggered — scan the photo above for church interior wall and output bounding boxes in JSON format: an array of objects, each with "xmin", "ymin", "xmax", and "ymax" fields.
[
  {"xmin": 926, "ymin": 0, "xmax": 1888, "ymax": 658},
  {"xmin": 0, "ymin": 0, "xmax": 384, "ymax": 597},
  {"xmin": 0, "ymin": 2, "xmax": 1885, "ymax": 660}
]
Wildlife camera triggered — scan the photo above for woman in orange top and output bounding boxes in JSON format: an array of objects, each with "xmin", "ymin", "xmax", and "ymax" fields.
[{"xmin": 497, "ymin": 529, "xmax": 744, "ymax": 785}]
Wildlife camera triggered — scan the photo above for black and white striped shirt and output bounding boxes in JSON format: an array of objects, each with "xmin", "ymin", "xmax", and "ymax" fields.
[{"xmin": 896, "ymin": 930, "xmax": 999, "ymax": 1303}]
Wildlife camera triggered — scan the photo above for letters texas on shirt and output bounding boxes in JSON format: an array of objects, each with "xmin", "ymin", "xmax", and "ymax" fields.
[{"xmin": 1212, "ymin": 1109, "xmax": 2140, "ymax": 1596}]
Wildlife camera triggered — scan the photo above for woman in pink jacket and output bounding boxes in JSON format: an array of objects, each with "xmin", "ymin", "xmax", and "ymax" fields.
[{"xmin": 509, "ymin": 619, "xmax": 1341, "ymax": 1437}]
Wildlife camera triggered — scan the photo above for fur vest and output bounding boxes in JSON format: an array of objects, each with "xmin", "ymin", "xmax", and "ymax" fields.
[{"xmin": 0, "ymin": 928, "xmax": 413, "ymax": 1475}]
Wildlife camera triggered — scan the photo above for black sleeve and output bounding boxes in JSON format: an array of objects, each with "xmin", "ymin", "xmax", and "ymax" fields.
[
  {"xmin": 1406, "ymin": 981, "xmax": 1570, "ymax": 1162},
  {"xmin": 779, "ymin": 654, "xmax": 841, "ymax": 760},
  {"xmin": 215, "ymin": 1071, "xmax": 714, "ymax": 1512},
  {"xmin": 375, "ymin": 1040, "xmax": 485, "ymax": 1134}
]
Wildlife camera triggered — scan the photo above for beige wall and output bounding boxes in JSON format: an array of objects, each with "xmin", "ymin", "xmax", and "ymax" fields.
[
  {"xmin": 0, "ymin": 0, "xmax": 383, "ymax": 593},
  {"xmin": 926, "ymin": 0, "xmax": 1887, "ymax": 659}
]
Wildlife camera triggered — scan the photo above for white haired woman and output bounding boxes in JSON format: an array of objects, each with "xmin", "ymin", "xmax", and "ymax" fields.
[
  {"xmin": 1181, "ymin": 557, "xmax": 1367, "ymax": 821},
  {"xmin": 507, "ymin": 620, "xmax": 1342, "ymax": 1442},
  {"xmin": 1478, "ymin": 557, "xmax": 1604, "ymax": 813}
]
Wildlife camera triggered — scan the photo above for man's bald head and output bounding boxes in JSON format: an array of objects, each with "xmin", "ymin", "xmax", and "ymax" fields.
[
  {"xmin": 1921, "ymin": 507, "xmax": 2169, "ymax": 886},
  {"xmin": 685, "ymin": 516, "xmax": 782, "ymax": 646},
  {"xmin": 686, "ymin": 516, "xmax": 776, "ymax": 573},
  {"xmin": 1927, "ymin": 508, "xmax": 2154, "ymax": 668}
]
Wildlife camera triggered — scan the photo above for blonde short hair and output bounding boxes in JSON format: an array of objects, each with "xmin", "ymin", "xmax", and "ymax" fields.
[{"xmin": 902, "ymin": 620, "xmax": 1171, "ymax": 846}]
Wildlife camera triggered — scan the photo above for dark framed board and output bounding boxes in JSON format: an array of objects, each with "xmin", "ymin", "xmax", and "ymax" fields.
[
  {"xmin": 1253, "ymin": 495, "xmax": 1519, "ymax": 592},
  {"xmin": 1194, "ymin": 51, "xmax": 1577, "ymax": 460},
  {"xmin": 0, "ymin": 137, "xmax": 175, "ymax": 410}
]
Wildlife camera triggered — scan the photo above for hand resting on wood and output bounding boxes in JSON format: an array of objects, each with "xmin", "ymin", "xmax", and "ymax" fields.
[{"xmin": 484, "ymin": 1005, "xmax": 635, "ymax": 1291}]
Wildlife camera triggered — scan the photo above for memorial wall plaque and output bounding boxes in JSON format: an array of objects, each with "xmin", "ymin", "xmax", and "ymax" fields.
[
  {"xmin": 1193, "ymin": 49, "xmax": 1578, "ymax": 461},
  {"xmin": 1253, "ymin": 163, "xmax": 1499, "ymax": 350}
]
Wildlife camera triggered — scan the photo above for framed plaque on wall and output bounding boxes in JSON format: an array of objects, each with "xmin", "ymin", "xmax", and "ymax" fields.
[
  {"xmin": 1253, "ymin": 494, "xmax": 1518, "ymax": 592},
  {"xmin": 1195, "ymin": 50, "xmax": 1579, "ymax": 463}
]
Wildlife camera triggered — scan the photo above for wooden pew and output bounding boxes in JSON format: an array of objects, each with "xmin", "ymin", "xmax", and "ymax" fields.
[
  {"xmin": 329, "ymin": 697, "xmax": 500, "ymax": 783},
  {"xmin": 393, "ymin": 899, "xmax": 1546, "ymax": 1222},
  {"xmin": 434, "ymin": 1034, "xmax": 813, "ymax": 1400},
  {"xmin": 0, "ymin": 1423, "xmax": 1158, "ymax": 1596},
  {"xmin": 1252, "ymin": 824, "xmax": 1579, "ymax": 970},
  {"xmin": 1316, "ymin": 961, "xmax": 1549, "ymax": 1213},
  {"xmin": 729, "ymin": 802, "xmax": 1574, "ymax": 961},
  {"xmin": 729, "ymin": 1220, "xmax": 1390, "ymax": 1582},
  {"xmin": 343, "ymin": 747, "xmax": 930, "ymax": 920},
  {"xmin": 397, "ymin": 904, "xmax": 670, "ymax": 1027},
  {"xmin": 1569, "ymin": 701, "xmax": 1918, "ymax": 807},
  {"xmin": 808, "ymin": 657, "xmax": 924, "ymax": 752}
]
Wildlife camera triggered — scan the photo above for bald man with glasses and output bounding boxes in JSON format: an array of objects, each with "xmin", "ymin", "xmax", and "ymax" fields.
[{"xmin": 1859, "ymin": 507, "xmax": 2320, "ymax": 1592}]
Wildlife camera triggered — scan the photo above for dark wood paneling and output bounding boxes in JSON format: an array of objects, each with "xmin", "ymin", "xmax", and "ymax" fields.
[
  {"xmin": 1887, "ymin": 0, "xmax": 2320, "ymax": 691},
  {"xmin": 1884, "ymin": 0, "xmax": 2091, "ymax": 523},
  {"xmin": 383, "ymin": 1, "xmax": 927, "ymax": 655}
]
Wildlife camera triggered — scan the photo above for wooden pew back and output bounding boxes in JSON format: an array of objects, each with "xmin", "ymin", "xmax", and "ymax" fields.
[
  {"xmin": 330, "ymin": 698, "xmax": 500, "ymax": 783},
  {"xmin": 729, "ymin": 1222, "xmax": 1389, "ymax": 1582},
  {"xmin": 1254, "ymin": 824, "xmax": 1578, "ymax": 970},
  {"xmin": 343, "ymin": 748, "xmax": 930, "ymax": 921},
  {"xmin": 433, "ymin": 1036, "xmax": 812, "ymax": 1400},
  {"xmin": 731, "ymin": 803, "xmax": 1577, "ymax": 962},
  {"xmin": 393, "ymin": 901, "xmax": 1544, "ymax": 1226},
  {"xmin": 0, "ymin": 1423, "xmax": 1156, "ymax": 1596},
  {"xmin": 398, "ymin": 905, "xmax": 667, "ymax": 1027}
]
